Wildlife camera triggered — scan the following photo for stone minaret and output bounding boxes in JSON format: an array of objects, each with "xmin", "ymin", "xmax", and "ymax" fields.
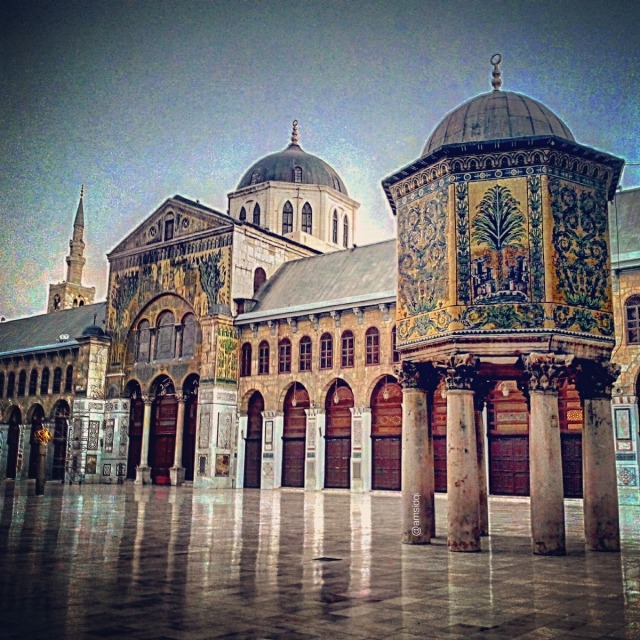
[{"xmin": 47, "ymin": 186, "xmax": 96, "ymax": 312}]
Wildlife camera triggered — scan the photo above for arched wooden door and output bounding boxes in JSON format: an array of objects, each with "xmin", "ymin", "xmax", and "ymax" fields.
[
  {"xmin": 127, "ymin": 396, "xmax": 144, "ymax": 479},
  {"xmin": 182, "ymin": 394, "xmax": 198, "ymax": 481},
  {"xmin": 27, "ymin": 406, "xmax": 44, "ymax": 479},
  {"xmin": 6, "ymin": 408, "xmax": 22, "ymax": 479},
  {"xmin": 244, "ymin": 392, "xmax": 264, "ymax": 488},
  {"xmin": 559, "ymin": 381, "xmax": 583, "ymax": 498},
  {"xmin": 282, "ymin": 385, "xmax": 309, "ymax": 488},
  {"xmin": 431, "ymin": 382, "xmax": 448, "ymax": 492},
  {"xmin": 325, "ymin": 382, "xmax": 353, "ymax": 489},
  {"xmin": 52, "ymin": 403, "xmax": 70, "ymax": 480},
  {"xmin": 371, "ymin": 377, "xmax": 402, "ymax": 490},
  {"xmin": 150, "ymin": 394, "xmax": 177, "ymax": 485}
]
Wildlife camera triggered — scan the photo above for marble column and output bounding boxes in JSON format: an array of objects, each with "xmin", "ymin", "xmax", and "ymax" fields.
[
  {"xmin": 170, "ymin": 392, "xmax": 186, "ymax": 486},
  {"xmin": 440, "ymin": 354, "xmax": 480, "ymax": 552},
  {"xmin": 135, "ymin": 397, "xmax": 152, "ymax": 485},
  {"xmin": 576, "ymin": 360, "xmax": 621, "ymax": 552},
  {"xmin": 399, "ymin": 362, "xmax": 434, "ymax": 544},
  {"xmin": 524, "ymin": 353, "xmax": 573, "ymax": 556},
  {"xmin": 472, "ymin": 381, "xmax": 491, "ymax": 537}
]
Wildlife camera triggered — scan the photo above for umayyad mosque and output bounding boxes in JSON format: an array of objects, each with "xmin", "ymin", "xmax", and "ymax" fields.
[{"xmin": 2, "ymin": 56, "xmax": 640, "ymax": 557}]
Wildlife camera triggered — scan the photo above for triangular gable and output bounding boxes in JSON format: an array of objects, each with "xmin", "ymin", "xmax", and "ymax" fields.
[{"xmin": 108, "ymin": 195, "xmax": 234, "ymax": 257}]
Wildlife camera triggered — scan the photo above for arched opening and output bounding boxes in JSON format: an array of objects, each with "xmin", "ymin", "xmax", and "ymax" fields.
[
  {"xmin": 149, "ymin": 375, "xmax": 177, "ymax": 485},
  {"xmin": 559, "ymin": 380, "xmax": 583, "ymax": 498},
  {"xmin": 181, "ymin": 313, "xmax": 197, "ymax": 359},
  {"xmin": 182, "ymin": 375, "xmax": 200, "ymax": 481},
  {"xmin": 6, "ymin": 406, "xmax": 22, "ymax": 479},
  {"xmin": 430, "ymin": 380, "xmax": 447, "ymax": 492},
  {"xmin": 325, "ymin": 380, "xmax": 353, "ymax": 489},
  {"xmin": 155, "ymin": 311, "xmax": 175, "ymax": 360},
  {"xmin": 244, "ymin": 391, "xmax": 264, "ymax": 488},
  {"xmin": 253, "ymin": 267, "xmax": 266, "ymax": 296},
  {"xmin": 27, "ymin": 405, "xmax": 44, "ymax": 479},
  {"xmin": 371, "ymin": 376, "xmax": 402, "ymax": 490},
  {"xmin": 282, "ymin": 384, "xmax": 309, "ymax": 488},
  {"xmin": 126, "ymin": 380, "xmax": 144, "ymax": 479},
  {"xmin": 51, "ymin": 400, "xmax": 71, "ymax": 481}
]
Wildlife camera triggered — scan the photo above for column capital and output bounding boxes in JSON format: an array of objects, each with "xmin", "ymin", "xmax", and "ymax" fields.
[
  {"xmin": 437, "ymin": 353, "xmax": 478, "ymax": 391},
  {"xmin": 523, "ymin": 352, "xmax": 573, "ymax": 393},
  {"xmin": 395, "ymin": 362, "xmax": 420, "ymax": 389},
  {"xmin": 142, "ymin": 394, "xmax": 152, "ymax": 406},
  {"xmin": 575, "ymin": 359, "xmax": 621, "ymax": 400}
]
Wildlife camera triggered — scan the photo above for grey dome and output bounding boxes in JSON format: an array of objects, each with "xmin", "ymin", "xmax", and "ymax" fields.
[
  {"xmin": 81, "ymin": 324, "xmax": 105, "ymax": 337},
  {"xmin": 422, "ymin": 90, "xmax": 575, "ymax": 157}
]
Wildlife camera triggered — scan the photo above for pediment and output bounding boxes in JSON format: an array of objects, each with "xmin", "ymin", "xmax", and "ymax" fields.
[{"xmin": 108, "ymin": 196, "xmax": 234, "ymax": 257}]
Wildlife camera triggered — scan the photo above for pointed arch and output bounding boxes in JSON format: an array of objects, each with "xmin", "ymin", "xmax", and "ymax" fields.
[
  {"xmin": 332, "ymin": 210, "xmax": 338, "ymax": 243},
  {"xmin": 301, "ymin": 202, "xmax": 312, "ymax": 234},
  {"xmin": 282, "ymin": 383, "xmax": 309, "ymax": 487},
  {"xmin": 244, "ymin": 391, "xmax": 264, "ymax": 488},
  {"xmin": 282, "ymin": 201, "xmax": 293, "ymax": 234},
  {"xmin": 239, "ymin": 206, "xmax": 247, "ymax": 221},
  {"xmin": 253, "ymin": 202, "xmax": 261, "ymax": 225}
]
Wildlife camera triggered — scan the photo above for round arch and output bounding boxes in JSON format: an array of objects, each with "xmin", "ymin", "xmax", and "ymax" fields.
[
  {"xmin": 282, "ymin": 382, "xmax": 310, "ymax": 488},
  {"xmin": 244, "ymin": 391, "xmax": 264, "ymax": 489},
  {"xmin": 148, "ymin": 374, "xmax": 177, "ymax": 485},
  {"xmin": 370, "ymin": 375, "xmax": 402, "ymax": 491}
]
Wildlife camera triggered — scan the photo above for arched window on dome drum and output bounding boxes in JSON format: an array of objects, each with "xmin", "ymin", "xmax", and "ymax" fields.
[
  {"xmin": 320, "ymin": 333, "xmax": 333, "ymax": 369},
  {"xmin": 343, "ymin": 215, "xmax": 349, "ymax": 248},
  {"xmin": 626, "ymin": 295, "xmax": 640, "ymax": 344},
  {"xmin": 156, "ymin": 311, "xmax": 175, "ymax": 360},
  {"xmin": 365, "ymin": 327, "xmax": 380, "ymax": 365},
  {"xmin": 253, "ymin": 267, "xmax": 266, "ymax": 295},
  {"xmin": 239, "ymin": 206, "xmax": 247, "ymax": 221},
  {"xmin": 29, "ymin": 369, "xmax": 38, "ymax": 396},
  {"xmin": 341, "ymin": 330, "xmax": 354, "ymax": 368},
  {"xmin": 0, "ymin": 372, "xmax": 4, "ymax": 398},
  {"xmin": 240, "ymin": 343, "xmax": 252, "ymax": 377},
  {"xmin": 52, "ymin": 367, "xmax": 62, "ymax": 394},
  {"xmin": 65, "ymin": 365, "xmax": 73, "ymax": 392},
  {"xmin": 293, "ymin": 166, "xmax": 302, "ymax": 183},
  {"xmin": 299, "ymin": 336, "xmax": 312, "ymax": 371},
  {"xmin": 332, "ymin": 210, "xmax": 338, "ymax": 243},
  {"xmin": 282, "ymin": 201, "xmax": 293, "ymax": 234},
  {"xmin": 7, "ymin": 372, "xmax": 15, "ymax": 398},
  {"xmin": 301, "ymin": 202, "xmax": 312, "ymax": 234},
  {"xmin": 17, "ymin": 370, "xmax": 26, "ymax": 397},
  {"xmin": 258, "ymin": 341, "xmax": 270, "ymax": 375},
  {"xmin": 181, "ymin": 314, "xmax": 197, "ymax": 358},
  {"xmin": 137, "ymin": 320, "xmax": 151, "ymax": 362},
  {"xmin": 279, "ymin": 338, "xmax": 292, "ymax": 373},
  {"xmin": 253, "ymin": 203, "xmax": 261, "ymax": 226},
  {"xmin": 332, "ymin": 175, "xmax": 341, "ymax": 192},
  {"xmin": 40, "ymin": 368, "xmax": 49, "ymax": 395}
]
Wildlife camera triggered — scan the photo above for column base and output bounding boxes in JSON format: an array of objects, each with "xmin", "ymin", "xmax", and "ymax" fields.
[
  {"xmin": 170, "ymin": 466, "xmax": 185, "ymax": 486},
  {"xmin": 134, "ymin": 465, "xmax": 152, "ymax": 485}
]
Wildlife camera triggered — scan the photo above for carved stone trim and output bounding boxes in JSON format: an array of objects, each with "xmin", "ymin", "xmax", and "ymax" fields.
[
  {"xmin": 523, "ymin": 352, "xmax": 574, "ymax": 393},
  {"xmin": 575, "ymin": 359, "xmax": 620, "ymax": 400},
  {"xmin": 437, "ymin": 354, "xmax": 478, "ymax": 391},
  {"xmin": 330, "ymin": 310, "xmax": 341, "ymax": 328}
]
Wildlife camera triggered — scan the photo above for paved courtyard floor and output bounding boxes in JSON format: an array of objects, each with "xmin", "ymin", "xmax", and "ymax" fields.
[{"xmin": 1, "ymin": 482, "xmax": 639, "ymax": 640}]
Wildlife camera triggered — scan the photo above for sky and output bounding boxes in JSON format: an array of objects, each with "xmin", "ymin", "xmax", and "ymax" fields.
[{"xmin": 1, "ymin": 0, "xmax": 639, "ymax": 320}]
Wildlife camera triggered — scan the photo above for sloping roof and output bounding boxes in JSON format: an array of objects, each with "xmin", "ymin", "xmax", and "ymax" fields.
[
  {"xmin": 0, "ymin": 302, "xmax": 107, "ymax": 357},
  {"xmin": 611, "ymin": 187, "xmax": 640, "ymax": 268},
  {"xmin": 236, "ymin": 240, "xmax": 396, "ymax": 322}
]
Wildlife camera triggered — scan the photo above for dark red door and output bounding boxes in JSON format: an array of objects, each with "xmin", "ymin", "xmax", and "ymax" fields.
[
  {"xmin": 282, "ymin": 386, "xmax": 308, "ymax": 488},
  {"xmin": 127, "ymin": 397, "xmax": 144, "ymax": 479},
  {"xmin": 325, "ymin": 383, "xmax": 353, "ymax": 489},
  {"xmin": 489, "ymin": 435, "xmax": 530, "ymax": 496},
  {"xmin": 431, "ymin": 384, "xmax": 447, "ymax": 492},
  {"xmin": 561, "ymin": 433, "xmax": 583, "ymax": 498},
  {"xmin": 325, "ymin": 437, "xmax": 351, "ymax": 488},
  {"xmin": 372, "ymin": 437, "xmax": 401, "ymax": 490},
  {"xmin": 52, "ymin": 413, "xmax": 69, "ymax": 480},
  {"xmin": 244, "ymin": 393, "xmax": 263, "ymax": 488},
  {"xmin": 150, "ymin": 395, "xmax": 177, "ymax": 485},
  {"xmin": 182, "ymin": 396, "xmax": 197, "ymax": 481},
  {"xmin": 371, "ymin": 378, "xmax": 402, "ymax": 490}
]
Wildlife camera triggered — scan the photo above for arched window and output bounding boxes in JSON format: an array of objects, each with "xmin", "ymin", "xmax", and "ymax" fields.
[
  {"xmin": 164, "ymin": 218, "xmax": 174, "ymax": 241},
  {"xmin": 52, "ymin": 367, "xmax": 62, "ymax": 394},
  {"xmin": 17, "ymin": 370, "xmax": 26, "ymax": 397},
  {"xmin": 301, "ymin": 202, "xmax": 312, "ymax": 234},
  {"xmin": 253, "ymin": 267, "xmax": 266, "ymax": 295},
  {"xmin": 258, "ymin": 341, "xmax": 270, "ymax": 375},
  {"xmin": 626, "ymin": 295, "xmax": 640, "ymax": 344},
  {"xmin": 0, "ymin": 372, "xmax": 4, "ymax": 398},
  {"xmin": 365, "ymin": 327, "xmax": 380, "ymax": 365},
  {"xmin": 332, "ymin": 210, "xmax": 338, "ymax": 243},
  {"xmin": 332, "ymin": 175, "xmax": 341, "ymax": 192},
  {"xmin": 341, "ymin": 330, "xmax": 354, "ymax": 368},
  {"xmin": 156, "ymin": 311, "xmax": 175, "ymax": 360},
  {"xmin": 29, "ymin": 369, "xmax": 38, "ymax": 396},
  {"xmin": 293, "ymin": 166, "xmax": 302, "ymax": 183},
  {"xmin": 253, "ymin": 203, "xmax": 261, "ymax": 226},
  {"xmin": 181, "ymin": 314, "xmax": 197, "ymax": 358},
  {"xmin": 282, "ymin": 201, "xmax": 293, "ymax": 234},
  {"xmin": 343, "ymin": 215, "xmax": 349, "ymax": 248},
  {"xmin": 279, "ymin": 338, "xmax": 292, "ymax": 373},
  {"xmin": 241, "ymin": 343, "xmax": 252, "ymax": 377},
  {"xmin": 392, "ymin": 326, "xmax": 400, "ymax": 363},
  {"xmin": 137, "ymin": 320, "xmax": 151, "ymax": 362},
  {"xmin": 6, "ymin": 372, "xmax": 15, "ymax": 398},
  {"xmin": 65, "ymin": 365, "xmax": 73, "ymax": 392},
  {"xmin": 239, "ymin": 206, "xmax": 247, "ymax": 221},
  {"xmin": 299, "ymin": 336, "xmax": 312, "ymax": 372},
  {"xmin": 40, "ymin": 368, "xmax": 49, "ymax": 395},
  {"xmin": 79, "ymin": 299, "xmax": 84, "ymax": 306},
  {"xmin": 320, "ymin": 333, "xmax": 333, "ymax": 369}
]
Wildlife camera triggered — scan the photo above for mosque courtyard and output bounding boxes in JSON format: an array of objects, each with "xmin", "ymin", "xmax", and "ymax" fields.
[{"xmin": 1, "ymin": 482, "xmax": 639, "ymax": 640}]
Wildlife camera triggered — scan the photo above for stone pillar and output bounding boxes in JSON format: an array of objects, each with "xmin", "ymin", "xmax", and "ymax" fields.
[
  {"xmin": 360, "ymin": 407, "xmax": 372, "ymax": 493},
  {"xmin": 135, "ymin": 397, "xmax": 152, "ymax": 485},
  {"xmin": 524, "ymin": 353, "xmax": 573, "ymax": 556},
  {"xmin": 170, "ymin": 392, "xmax": 186, "ymax": 486},
  {"xmin": 440, "ymin": 354, "xmax": 480, "ymax": 552},
  {"xmin": 399, "ymin": 362, "xmax": 434, "ymax": 545},
  {"xmin": 576, "ymin": 360, "xmax": 621, "ymax": 552},
  {"xmin": 236, "ymin": 413, "xmax": 248, "ymax": 488},
  {"xmin": 472, "ymin": 380, "xmax": 491, "ymax": 537},
  {"xmin": 304, "ymin": 406, "xmax": 318, "ymax": 490}
]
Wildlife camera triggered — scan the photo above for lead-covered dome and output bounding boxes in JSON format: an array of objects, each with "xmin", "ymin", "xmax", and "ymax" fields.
[
  {"xmin": 422, "ymin": 55, "xmax": 575, "ymax": 157},
  {"xmin": 237, "ymin": 121, "xmax": 348, "ymax": 195}
]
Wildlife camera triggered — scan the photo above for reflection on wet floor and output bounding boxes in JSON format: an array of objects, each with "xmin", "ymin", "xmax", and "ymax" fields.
[{"xmin": 1, "ymin": 482, "xmax": 639, "ymax": 639}]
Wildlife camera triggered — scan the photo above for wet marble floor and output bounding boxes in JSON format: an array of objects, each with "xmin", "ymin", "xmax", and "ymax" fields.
[{"xmin": 1, "ymin": 482, "xmax": 639, "ymax": 640}]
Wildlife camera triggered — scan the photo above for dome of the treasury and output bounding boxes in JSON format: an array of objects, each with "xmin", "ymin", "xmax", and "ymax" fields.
[
  {"xmin": 236, "ymin": 121, "xmax": 348, "ymax": 195},
  {"xmin": 422, "ymin": 55, "xmax": 575, "ymax": 157}
]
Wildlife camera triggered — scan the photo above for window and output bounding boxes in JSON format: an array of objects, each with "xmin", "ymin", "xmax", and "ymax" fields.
[
  {"xmin": 253, "ymin": 203, "xmax": 261, "ymax": 226},
  {"xmin": 137, "ymin": 320, "xmax": 151, "ymax": 362},
  {"xmin": 343, "ymin": 215, "xmax": 349, "ymax": 248},
  {"xmin": 17, "ymin": 370, "xmax": 26, "ymax": 397},
  {"xmin": 65, "ymin": 365, "xmax": 73, "ymax": 392},
  {"xmin": 332, "ymin": 175, "xmax": 341, "ymax": 192},
  {"xmin": 156, "ymin": 311, "xmax": 175, "ymax": 360},
  {"xmin": 392, "ymin": 326, "xmax": 400, "ymax": 363},
  {"xmin": 181, "ymin": 314, "xmax": 197, "ymax": 358},
  {"xmin": 366, "ymin": 327, "xmax": 380, "ymax": 365},
  {"xmin": 7, "ymin": 372, "xmax": 15, "ymax": 398},
  {"xmin": 239, "ymin": 206, "xmax": 246, "ymax": 221},
  {"xmin": 40, "ymin": 368, "xmax": 49, "ymax": 395},
  {"xmin": 341, "ymin": 331, "xmax": 354, "ymax": 368},
  {"xmin": 241, "ymin": 343, "xmax": 252, "ymax": 377},
  {"xmin": 258, "ymin": 341, "xmax": 270, "ymax": 375},
  {"xmin": 320, "ymin": 333, "xmax": 333, "ymax": 369},
  {"xmin": 626, "ymin": 295, "xmax": 640, "ymax": 344},
  {"xmin": 0, "ymin": 372, "xmax": 4, "ymax": 398},
  {"xmin": 299, "ymin": 336, "xmax": 312, "ymax": 371},
  {"xmin": 253, "ymin": 267, "xmax": 266, "ymax": 295},
  {"xmin": 293, "ymin": 166, "xmax": 302, "ymax": 183},
  {"xmin": 301, "ymin": 202, "xmax": 312, "ymax": 234},
  {"xmin": 164, "ymin": 218, "xmax": 174, "ymax": 241},
  {"xmin": 282, "ymin": 201, "xmax": 293, "ymax": 234},
  {"xmin": 29, "ymin": 369, "xmax": 38, "ymax": 396},
  {"xmin": 332, "ymin": 210, "xmax": 338, "ymax": 243},
  {"xmin": 279, "ymin": 338, "xmax": 292, "ymax": 373},
  {"xmin": 53, "ymin": 367, "xmax": 62, "ymax": 394}
]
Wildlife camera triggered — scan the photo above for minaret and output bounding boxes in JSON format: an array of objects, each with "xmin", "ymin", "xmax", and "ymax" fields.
[{"xmin": 47, "ymin": 186, "xmax": 96, "ymax": 312}]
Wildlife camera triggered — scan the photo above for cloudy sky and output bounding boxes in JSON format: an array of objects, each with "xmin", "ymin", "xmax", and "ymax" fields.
[{"xmin": 1, "ymin": 0, "xmax": 639, "ymax": 320}]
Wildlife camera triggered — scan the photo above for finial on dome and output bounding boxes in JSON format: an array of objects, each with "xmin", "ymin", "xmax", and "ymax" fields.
[
  {"xmin": 291, "ymin": 119, "xmax": 299, "ymax": 145},
  {"xmin": 491, "ymin": 53, "xmax": 503, "ymax": 91}
]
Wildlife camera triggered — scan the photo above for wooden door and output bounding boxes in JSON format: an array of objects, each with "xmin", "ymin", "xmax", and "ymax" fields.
[
  {"xmin": 244, "ymin": 393, "xmax": 263, "ymax": 488},
  {"xmin": 431, "ymin": 384, "xmax": 447, "ymax": 492},
  {"xmin": 6, "ymin": 422, "xmax": 19, "ymax": 479},
  {"xmin": 282, "ymin": 386, "xmax": 308, "ymax": 488},
  {"xmin": 489, "ymin": 435, "xmax": 530, "ymax": 495},
  {"xmin": 372, "ymin": 437, "xmax": 401, "ymax": 490},
  {"xmin": 52, "ymin": 414, "xmax": 68, "ymax": 480},
  {"xmin": 371, "ymin": 379, "xmax": 402, "ymax": 490},
  {"xmin": 325, "ymin": 384, "xmax": 353, "ymax": 489},
  {"xmin": 150, "ymin": 395, "xmax": 177, "ymax": 485},
  {"xmin": 182, "ymin": 396, "xmax": 197, "ymax": 481},
  {"xmin": 127, "ymin": 397, "xmax": 144, "ymax": 479},
  {"xmin": 561, "ymin": 433, "xmax": 583, "ymax": 498},
  {"xmin": 325, "ymin": 437, "xmax": 351, "ymax": 488}
]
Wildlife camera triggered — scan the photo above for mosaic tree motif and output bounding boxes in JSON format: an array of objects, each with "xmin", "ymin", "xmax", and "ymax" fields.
[{"xmin": 198, "ymin": 250, "xmax": 227, "ymax": 311}]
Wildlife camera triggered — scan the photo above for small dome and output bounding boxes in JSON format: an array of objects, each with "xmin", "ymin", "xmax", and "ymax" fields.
[
  {"xmin": 237, "ymin": 121, "xmax": 348, "ymax": 195},
  {"xmin": 81, "ymin": 324, "xmax": 105, "ymax": 337}
]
